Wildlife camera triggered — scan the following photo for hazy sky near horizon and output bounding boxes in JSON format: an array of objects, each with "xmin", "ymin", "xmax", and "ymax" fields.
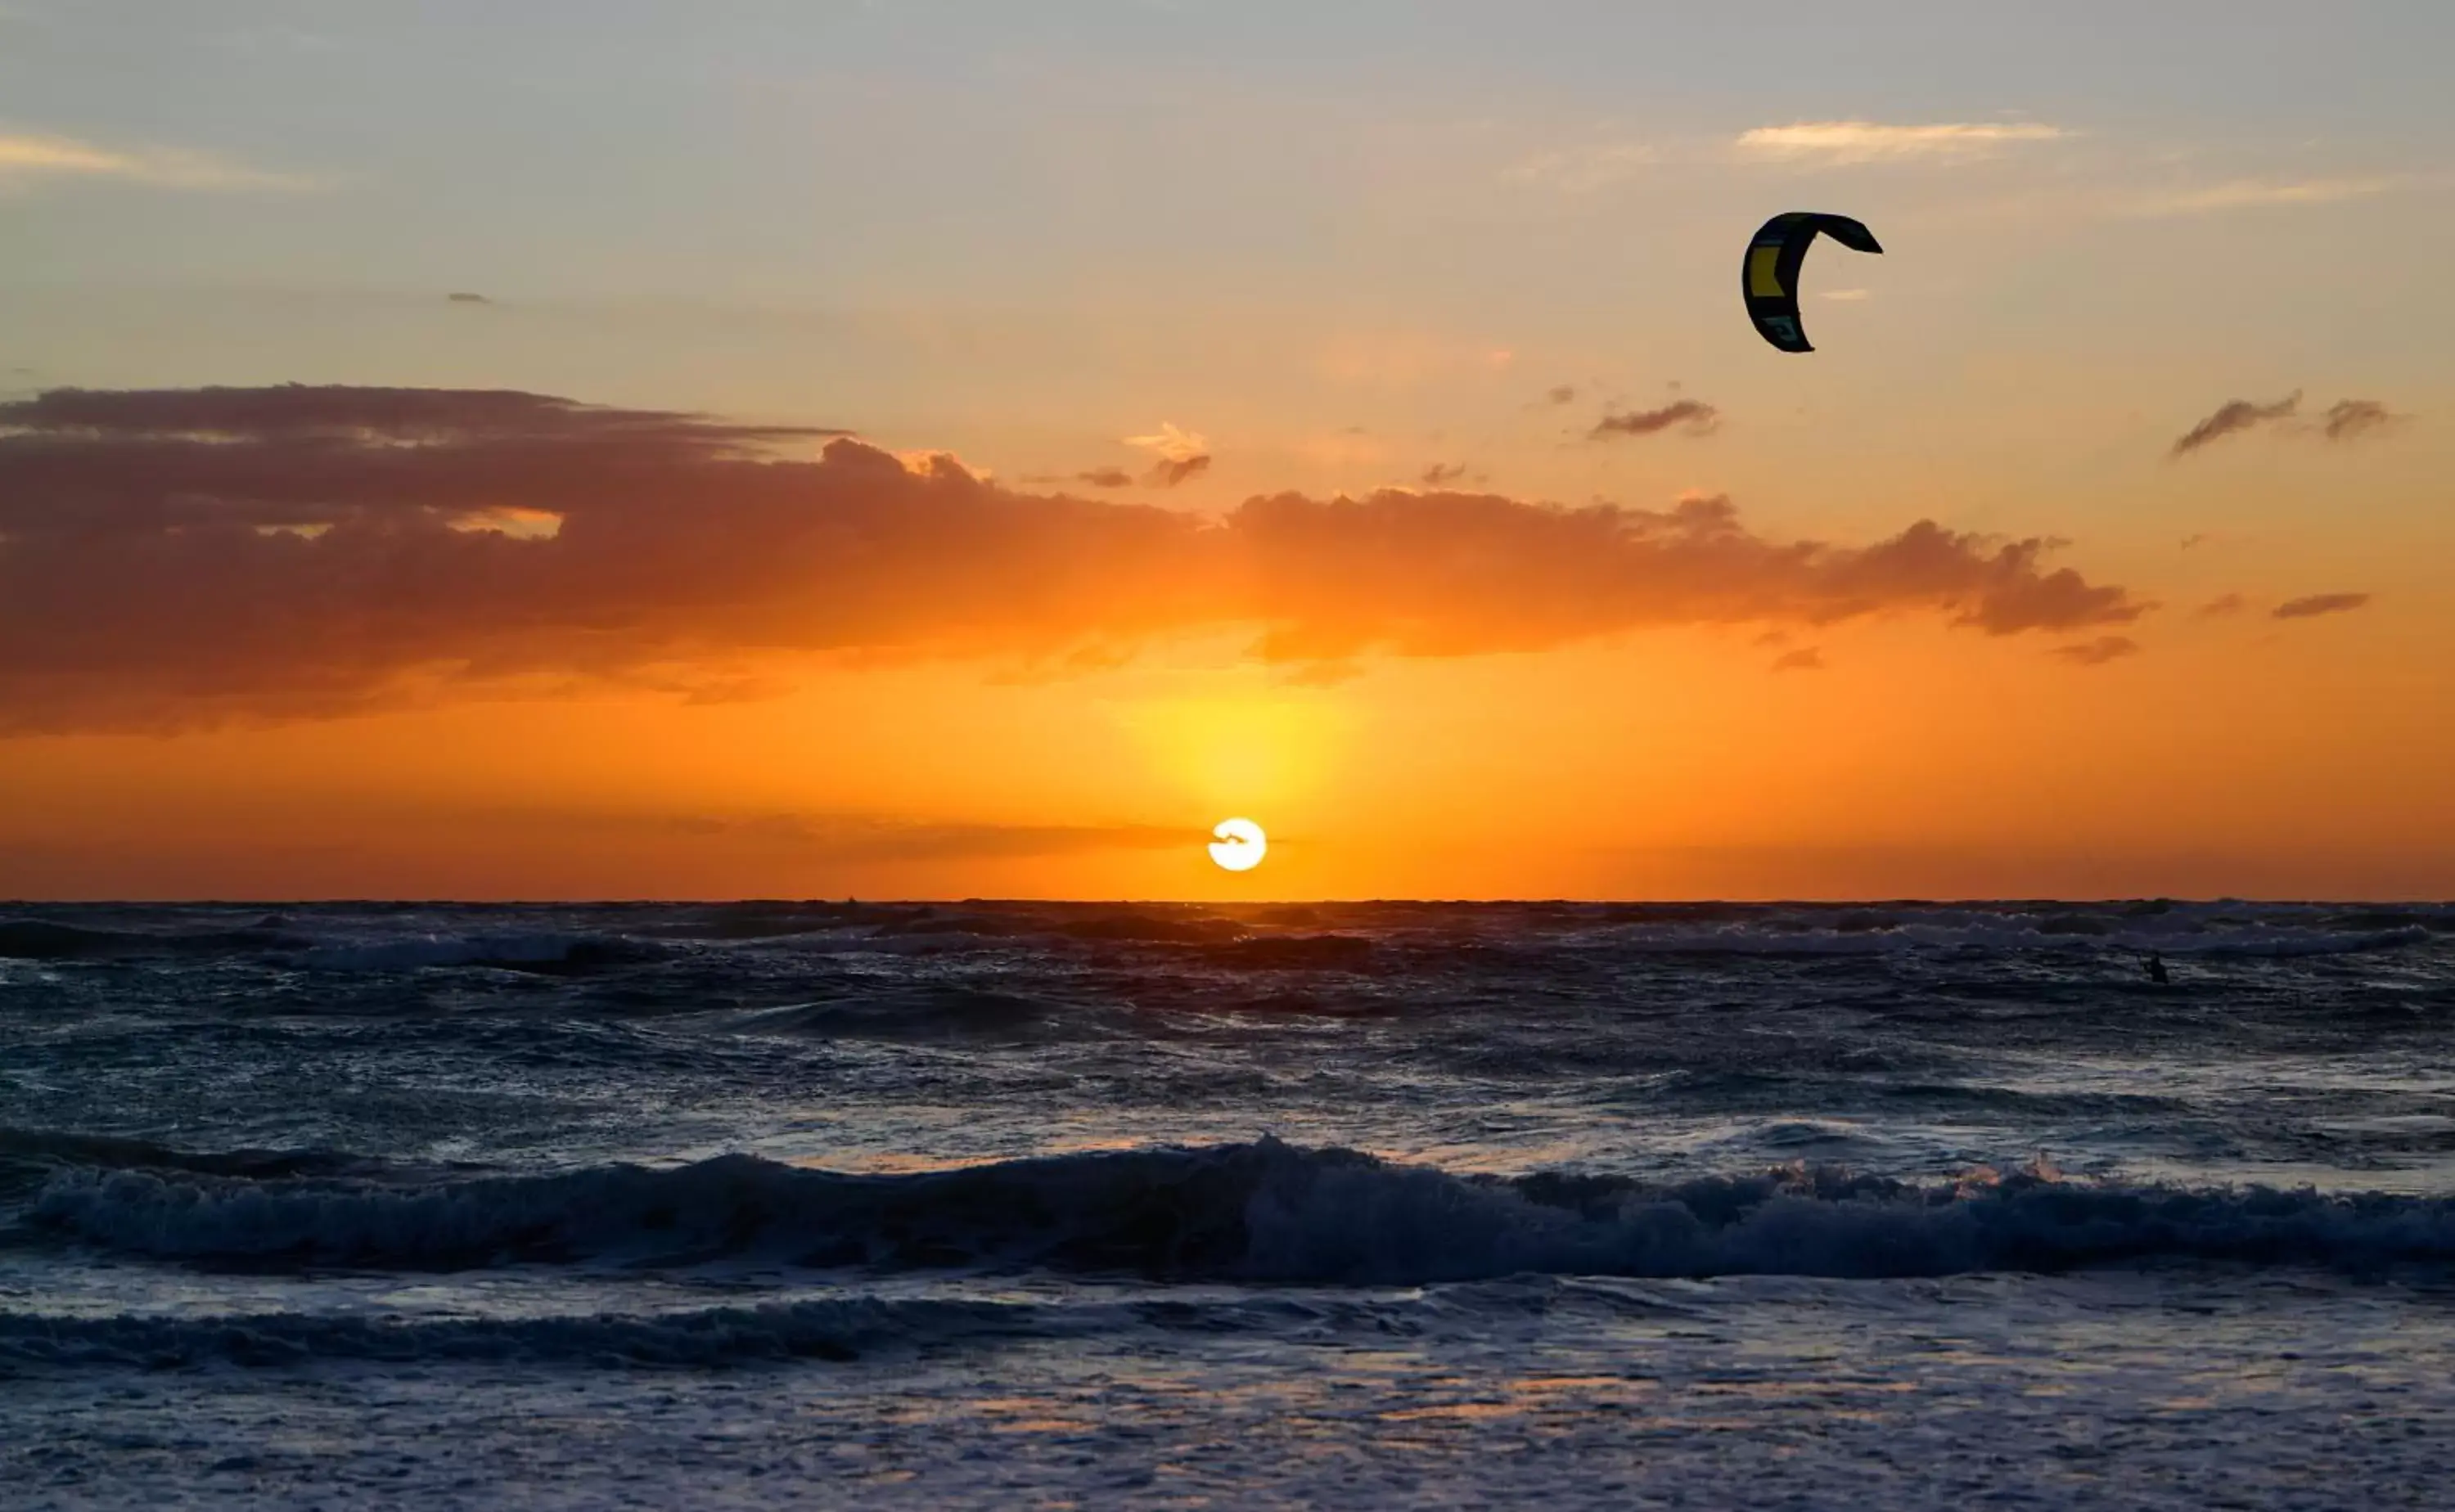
[{"xmin": 3, "ymin": 0, "xmax": 2451, "ymax": 899}]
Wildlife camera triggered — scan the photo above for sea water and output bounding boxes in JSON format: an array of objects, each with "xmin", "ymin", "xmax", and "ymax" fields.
[{"xmin": 4, "ymin": 900, "xmax": 2453, "ymax": 1507}]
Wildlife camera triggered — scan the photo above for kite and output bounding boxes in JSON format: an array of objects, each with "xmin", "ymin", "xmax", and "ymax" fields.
[{"xmin": 1741, "ymin": 212, "xmax": 1883, "ymax": 353}]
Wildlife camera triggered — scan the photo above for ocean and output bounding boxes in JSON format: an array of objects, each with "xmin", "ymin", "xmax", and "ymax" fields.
[{"xmin": 4, "ymin": 899, "xmax": 2454, "ymax": 1508}]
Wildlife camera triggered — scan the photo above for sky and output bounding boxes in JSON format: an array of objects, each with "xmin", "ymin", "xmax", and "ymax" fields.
[{"xmin": 2, "ymin": 0, "xmax": 2451, "ymax": 900}]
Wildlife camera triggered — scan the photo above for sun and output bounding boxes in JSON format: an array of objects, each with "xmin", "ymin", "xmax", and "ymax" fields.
[{"xmin": 1208, "ymin": 817, "xmax": 1268, "ymax": 873}]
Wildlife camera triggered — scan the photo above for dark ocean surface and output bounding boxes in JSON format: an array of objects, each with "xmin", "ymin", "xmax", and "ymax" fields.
[{"xmin": 6, "ymin": 899, "xmax": 2455, "ymax": 1508}]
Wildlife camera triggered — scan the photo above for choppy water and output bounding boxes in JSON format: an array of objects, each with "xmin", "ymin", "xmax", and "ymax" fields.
[{"xmin": 6, "ymin": 899, "xmax": 2455, "ymax": 1508}]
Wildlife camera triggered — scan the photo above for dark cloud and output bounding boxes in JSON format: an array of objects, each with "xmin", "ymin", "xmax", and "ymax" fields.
[
  {"xmin": 1769, "ymin": 647, "xmax": 1825, "ymax": 673},
  {"xmin": 1145, "ymin": 453, "xmax": 1210, "ymax": 488},
  {"xmin": 0, "ymin": 384, "xmax": 842, "ymax": 448},
  {"xmin": 1543, "ymin": 385, "xmax": 1577, "ymax": 407},
  {"xmin": 2194, "ymin": 592, "xmax": 2247, "ymax": 618},
  {"xmin": 447, "ymin": 292, "xmax": 491, "ymax": 305},
  {"xmin": 2050, "ymin": 636, "xmax": 2142, "ymax": 667},
  {"xmin": 1419, "ymin": 462, "xmax": 1471, "ymax": 488},
  {"xmin": 1589, "ymin": 400, "xmax": 1719, "ymax": 441},
  {"xmin": 0, "ymin": 385, "xmax": 2148, "ymax": 734},
  {"xmin": 1076, "ymin": 466, "xmax": 1136, "ymax": 489},
  {"xmin": 2170, "ymin": 391, "xmax": 2408, "ymax": 457},
  {"xmin": 2169, "ymin": 392, "xmax": 2300, "ymax": 457},
  {"xmin": 2320, "ymin": 398, "xmax": 2402, "ymax": 441},
  {"xmin": 2273, "ymin": 592, "xmax": 2371, "ymax": 620},
  {"xmin": 2180, "ymin": 533, "xmax": 2211, "ymax": 551}
]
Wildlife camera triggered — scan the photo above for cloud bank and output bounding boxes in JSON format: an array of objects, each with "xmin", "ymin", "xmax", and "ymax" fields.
[{"xmin": 0, "ymin": 385, "xmax": 2146, "ymax": 733}]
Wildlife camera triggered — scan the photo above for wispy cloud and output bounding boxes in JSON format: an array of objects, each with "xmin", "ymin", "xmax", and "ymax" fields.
[
  {"xmin": 2171, "ymin": 390, "xmax": 2408, "ymax": 457},
  {"xmin": 1589, "ymin": 400, "xmax": 1719, "ymax": 441},
  {"xmin": 1770, "ymin": 647, "xmax": 1826, "ymax": 673},
  {"xmin": 1507, "ymin": 142, "xmax": 1658, "ymax": 192},
  {"xmin": 2273, "ymin": 592, "xmax": 2371, "ymax": 621},
  {"xmin": 0, "ymin": 130, "xmax": 316, "ymax": 192},
  {"xmin": 1419, "ymin": 462, "xmax": 1471, "ymax": 488},
  {"xmin": 1818, "ymin": 289, "xmax": 1872, "ymax": 302},
  {"xmin": 2124, "ymin": 176, "xmax": 2394, "ymax": 217},
  {"xmin": 2170, "ymin": 392, "xmax": 2301, "ymax": 457},
  {"xmin": 1124, "ymin": 421, "xmax": 1212, "ymax": 488},
  {"xmin": 673, "ymin": 813, "xmax": 1191, "ymax": 862},
  {"xmin": 2051, "ymin": 636, "xmax": 2142, "ymax": 667},
  {"xmin": 2321, "ymin": 398, "xmax": 2406, "ymax": 441},
  {"xmin": 2194, "ymin": 593, "xmax": 2248, "ymax": 619},
  {"xmin": 1734, "ymin": 120, "xmax": 2065, "ymax": 164}
]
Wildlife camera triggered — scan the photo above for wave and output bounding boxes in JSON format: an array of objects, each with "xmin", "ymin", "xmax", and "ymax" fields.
[
  {"xmin": 19, "ymin": 1139, "xmax": 2455, "ymax": 1285},
  {"xmin": 0, "ymin": 1127, "xmax": 385, "ymax": 1185},
  {"xmin": 1572, "ymin": 918, "xmax": 2435, "ymax": 960},
  {"xmin": 0, "ymin": 1296, "xmax": 1040, "ymax": 1370},
  {"xmin": 291, "ymin": 931, "xmax": 655, "ymax": 974},
  {"xmin": 0, "ymin": 918, "xmax": 300, "ymax": 961}
]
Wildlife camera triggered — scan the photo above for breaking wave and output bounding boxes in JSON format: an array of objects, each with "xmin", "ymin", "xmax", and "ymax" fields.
[{"xmin": 19, "ymin": 1139, "xmax": 2455, "ymax": 1285}]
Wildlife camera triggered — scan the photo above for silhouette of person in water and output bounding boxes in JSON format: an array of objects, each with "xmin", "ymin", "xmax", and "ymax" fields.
[{"xmin": 2145, "ymin": 951, "xmax": 2169, "ymax": 984}]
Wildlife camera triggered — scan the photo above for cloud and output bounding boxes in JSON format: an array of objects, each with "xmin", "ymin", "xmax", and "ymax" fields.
[
  {"xmin": 2171, "ymin": 391, "xmax": 2410, "ymax": 457},
  {"xmin": 2180, "ymin": 533, "xmax": 2213, "ymax": 551},
  {"xmin": 447, "ymin": 292, "xmax": 492, "ymax": 305},
  {"xmin": 1507, "ymin": 142, "xmax": 1659, "ymax": 192},
  {"xmin": 2125, "ymin": 177, "xmax": 2394, "ymax": 217},
  {"xmin": 1419, "ymin": 462, "xmax": 1471, "ymax": 488},
  {"xmin": 2272, "ymin": 592, "xmax": 2370, "ymax": 621},
  {"xmin": 2320, "ymin": 398, "xmax": 2404, "ymax": 441},
  {"xmin": 674, "ymin": 813, "xmax": 1190, "ymax": 862},
  {"xmin": 2194, "ymin": 593, "xmax": 2247, "ymax": 619},
  {"xmin": 1076, "ymin": 467, "xmax": 1136, "ymax": 488},
  {"xmin": 1146, "ymin": 454, "xmax": 1211, "ymax": 488},
  {"xmin": 1818, "ymin": 289, "xmax": 1872, "ymax": 302},
  {"xmin": 2051, "ymin": 636, "xmax": 2142, "ymax": 667},
  {"xmin": 0, "ymin": 384, "xmax": 2147, "ymax": 733},
  {"xmin": 1125, "ymin": 421, "xmax": 1212, "ymax": 488},
  {"xmin": 1543, "ymin": 385, "xmax": 1578, "ymax": 407},
  {"xmin": 1734, "ymin": 120, "xmax": 2065, "ymax": 164},
  {"xmin": 2169, "ymin": 392, "xmax": 2300, "ymax": 457},
  {"xmin": 1589, "ymin": 400, "xmax": 1720, "ymax": 441},
  {"xmin": 1769, "ymin": 647, "xmax": 1825, "ymax": 673},
  {"xmin": 0, "ymin": 130, "xmax": 314, "ymax": 192}
]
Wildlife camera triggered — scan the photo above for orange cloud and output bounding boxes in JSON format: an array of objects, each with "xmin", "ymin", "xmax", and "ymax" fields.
[{"xmin": 0, "ymin": 385, "xmax": 2146, "ymax": 733}]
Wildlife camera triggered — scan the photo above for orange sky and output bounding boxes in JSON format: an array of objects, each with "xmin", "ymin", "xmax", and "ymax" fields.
[{"xmin": 4, "ymin": 7, "xmax": 2451, "ymax": 900}]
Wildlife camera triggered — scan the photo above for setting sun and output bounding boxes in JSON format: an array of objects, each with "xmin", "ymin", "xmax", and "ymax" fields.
[{"xmin": 1206, "ymin": 817, "xmax": 1268, "ymax": 873}]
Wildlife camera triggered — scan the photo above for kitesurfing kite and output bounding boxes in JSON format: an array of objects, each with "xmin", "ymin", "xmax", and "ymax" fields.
[{"xmin": 1741, "ymin": 212, "xmax": 1883, "ymax": 353}]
